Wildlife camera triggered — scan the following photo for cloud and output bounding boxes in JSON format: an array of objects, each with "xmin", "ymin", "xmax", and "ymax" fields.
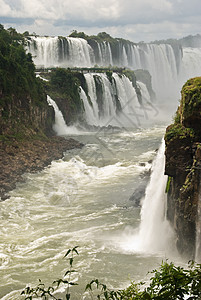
[
  {"xmin": 0, "ymin": 0, "xmax": 201, "ymax": 42},
  {"xmin": 0, "ymin": 0, "xmax": 12, "ymax": 16}
]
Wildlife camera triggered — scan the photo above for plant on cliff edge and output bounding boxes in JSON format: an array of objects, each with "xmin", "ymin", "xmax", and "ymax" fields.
[{"xmin": 85, "ymin": 261, "xmax": 201, "ymax": 299}]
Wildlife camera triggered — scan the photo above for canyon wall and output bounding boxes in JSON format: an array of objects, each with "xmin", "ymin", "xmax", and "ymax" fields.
[{"xmin": 165, "ymin": 77, "xmax": 201, "ymax": 259}]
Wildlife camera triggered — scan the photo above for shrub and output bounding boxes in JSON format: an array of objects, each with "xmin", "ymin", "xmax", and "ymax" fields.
[{"xmin": 21, "ymin": 247, "xmax": 201, "ymax": 300}]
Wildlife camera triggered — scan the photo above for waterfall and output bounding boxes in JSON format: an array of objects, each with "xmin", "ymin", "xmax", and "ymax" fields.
[
  {"xmin": 98, "ymin": 41, "xmax": 113, "ymax": 66},
  {"xmin": 137, "ymin": 139, "xmax": 172, "ymax": 252},
  {"xmin": 27, "ymin": 37, "xmax": 59, "ymax": 68},
  {"xmin": 67, "ymin": 37, "xmax": 93, "ymax": 67},
  {"xmin": 195, "ymin": 183, "xmax": 201, "ymax": 263},
  {"xmin": 80, "ymin": 73, "xmax": 149, "ymax": 127},
  {"xmin": 79, "ymin": 87, "xmax": 99, "ymax": 126},
  {"xmin": 179, "ymin": 47, "xmax": 201, "ymax": 85},
  {"xmin": 47, "ymin": 95, "xmax": 79, "ymax": 135},
  {"xmin": 27, "ymin": 36, "xmax": 93, "ymax": 68},
  {"xmin": 137, "ymin": 81, "xmax": 151, "ymax": 105},
  {"xmin": 121, "ymin": 140, "xmax": 174, "ymax": 254},
  {"xmin": 26, "ymin": 36, "xmax": 201, "ymax": 101}
]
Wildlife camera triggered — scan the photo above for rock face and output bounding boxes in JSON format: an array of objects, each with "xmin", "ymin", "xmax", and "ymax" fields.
[
  {"xmin": 165, "ymin": 77, "xmax": 201, "ymax": 259},
  {"xmin": 0, "ymin": 27, "xmax": 84, "ymax": 200},
  {"xmin": 0, "ymin": 137, "xmax": 83, "ymax": 200},
  {"xmin": 0, "ymin": 93, "xmax": 54, "ymax": 138}
]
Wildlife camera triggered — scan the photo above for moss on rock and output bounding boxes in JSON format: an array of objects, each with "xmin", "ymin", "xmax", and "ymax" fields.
[{"xmin": 164, "ymin": 77, "xmax": 201, "ymax": 259}]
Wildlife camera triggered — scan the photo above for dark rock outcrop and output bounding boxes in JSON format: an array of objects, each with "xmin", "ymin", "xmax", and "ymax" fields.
[
  {"xmin": 129, "ymin": 168, "xmax": 151, "ymax": 207},
  {"xmin": 164, "ymin": 77, "xmax": 201, "ymax": 259}
]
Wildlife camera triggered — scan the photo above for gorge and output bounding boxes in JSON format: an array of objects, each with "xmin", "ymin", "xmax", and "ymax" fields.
[{"xmin": 0, "ymin": 26, "xmax": 201, "ymax": 299}]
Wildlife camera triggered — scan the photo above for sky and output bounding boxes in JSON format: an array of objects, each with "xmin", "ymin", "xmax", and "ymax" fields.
[{"xmin": 0, "ymin": 0, "xmax": 201, "ymax": 43}]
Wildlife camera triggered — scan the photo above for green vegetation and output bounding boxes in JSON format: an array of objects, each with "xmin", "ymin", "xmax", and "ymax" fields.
[
  {"xmin": 21, "ymin": 246, "xmax": 79, "ymax": 300},
  {"xmin": 0, "ymin": 24, "xmax": 45, "ymax": 104},
  {"xmin": 164, "ymin": 124, "xmax": 195, "ymax": 142},
  {"xmin": 165, "ymin": 176, "xmax": 172, "ymax": 193},
  {"xmin": 68, "ymin": 31, "xmax": 135, "ymax": 64},
  {"xmin": 69, "ymin": 31, "xmax": 124, "ymax": 44},
  {"xmin": 181, "ymin": 77, "xmax": 201, "ymax": 119},
  {"xmin": 21, "ymin": 247, "xmax": 201, "ymax": 299},
  {"xmin": 0, "ymin": 24, "xmax": 51, "ymax": 140},
  {"xmin": 165, "ymin": 77, "xmax": 201, "ymax": 144},
  {"xmin": 43, "ymin": 68, "xmax": 85, "ymax": 122},
  {"xmin": 174, "ymin": 109, "xmax": 181, "ymax": 124}
]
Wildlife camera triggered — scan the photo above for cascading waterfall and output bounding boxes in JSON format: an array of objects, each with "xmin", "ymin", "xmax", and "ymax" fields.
[
  {"xmin": 79, "ymin": 87, "xmax": 99, "ymax": 126},
  {"xmin": 79, "ymin": 73, "xmax": 150, "ymax": 127},
  {"xmin": 66, "ymin": 37, "xmax": 93, "ymax": 67},
  {"xmin": 98, "ymin": 41, "xmax": 113, "ymax": 66},
  {"xmin": 27, "ymin": 36, "xmax": 201, "ymax": 100},
  {"xmin": 47, "ymin": 95, "xmax": 79, "ymax": 135},
  {"xmin": 137, "ymin": 81, "xmax": 151, "ymax": 105},
  {"xmin": 121, "ymin": 139, "xmax": 175, "ymax": 254},
  {"xmin": 27, "ymin": 36, "xmax": 94, "ymax": 68},
  {"xmin": 179, "ymin": 47, "xmax": 201, "ymax": 85},
  {"xmin": 27, "ymin": 37, "xmax": 59, "ymax": 68}
]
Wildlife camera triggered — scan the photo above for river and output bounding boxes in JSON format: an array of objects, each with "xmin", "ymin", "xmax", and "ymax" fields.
[{"xmin": 0, "ymin": 125, "xmax": 182, "ymax": 299}]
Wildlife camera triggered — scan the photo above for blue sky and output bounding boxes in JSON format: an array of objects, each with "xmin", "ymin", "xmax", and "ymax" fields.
[{"xmin": 0, "ymin": 0, "xmax": 201, "ymax": 42}]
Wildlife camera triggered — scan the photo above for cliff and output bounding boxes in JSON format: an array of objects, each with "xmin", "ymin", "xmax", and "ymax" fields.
[
  {"xmin": 164, "ymin": 77, "xmax": 201, "ymax": 259},
  {"xmin": 0, "ymin": 25, "xmax": 54, "ymax": 139},
  {"xmin": 0, "ymin": 26, "xmax": 83, "ymax": 200}
]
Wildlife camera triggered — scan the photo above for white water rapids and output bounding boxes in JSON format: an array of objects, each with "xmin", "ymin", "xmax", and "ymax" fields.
[{"xmin": 0, "ymin": 121, "xmax": 181, "ymax": 299}]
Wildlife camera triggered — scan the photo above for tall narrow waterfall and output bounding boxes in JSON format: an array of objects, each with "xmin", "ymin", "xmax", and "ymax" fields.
[
  {"xmin": 123, "ymin": 140, "xmax": 175, "ymax": 254},
  {"xmin": 137, "ymin": 139, "xmax": 172, "ymax": 252},
  {"xmin": 47, "ymin": 95, "xmax": 79, "ymax": 135}
]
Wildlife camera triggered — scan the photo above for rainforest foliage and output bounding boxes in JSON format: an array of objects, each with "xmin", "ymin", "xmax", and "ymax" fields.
[
  {"xmin": 165, "ymin": 77, "xmax": 201, "ymax": 143},
  {"xmin": 0, "ymin": 24, "xmax": 52, "ymax": 140},
  {"xmin": 0, "ymin": 24, "xmax": 46, "ymax": 107},
  {"xmin": 43, "ymin": 68, "xmax": 84, "ymax": 120}
]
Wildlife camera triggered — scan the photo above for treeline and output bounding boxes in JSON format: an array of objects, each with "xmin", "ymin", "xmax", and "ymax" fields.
[
  {"xmin": 0, "ymin": 24, "xmax": 45, "ymax": 106},
  {"xmin": 0, "ymin": 24, "xmax": 52, "ymax": 139}
]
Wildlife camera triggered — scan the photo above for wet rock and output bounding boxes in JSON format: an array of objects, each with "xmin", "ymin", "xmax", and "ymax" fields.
[
  {"xmin": 129, "ymin": 169, "xmax": 151, "ymax": 207},
  {"xmin": 0, "ymin": 137, "xmax": 83, "ymax": 201},
  {"xmin": 164, "ymin": 77, "xmax": 201, "ymax": 259}
]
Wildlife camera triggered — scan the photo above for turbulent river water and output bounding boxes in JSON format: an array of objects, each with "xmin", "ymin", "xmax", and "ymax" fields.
[{"xmin": 0, "ymin": 126, "xmax": 182, "ymax": 299}]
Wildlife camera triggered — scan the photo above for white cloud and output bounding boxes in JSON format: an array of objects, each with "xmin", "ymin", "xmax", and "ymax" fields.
[
  {"xmin": 0, "ymin": 0, "xmax": 201, "ymax": 42},
  {"xmin": 0, "ymin": 0, "xmax": 12, "ymax": 16}
]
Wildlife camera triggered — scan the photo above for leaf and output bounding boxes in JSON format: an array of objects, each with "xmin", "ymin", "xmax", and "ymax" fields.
[
  {"xmin": 72, "ymin": 246, "xmax": 79, "ymax": 255},
  {"xmin": 64, "ymin": 249, "xmax": 71, "ymax": 258},
  {"xmin": 64, "ymin": 270, "xmax": 77, "ymax": 276},
  {"xmin": 142, "ymin": 291, "xmax": 151, "ymax": 299},
  {"xmin": 69, "ymin": 282, "xmax": 78, "ymax": 286},
  {"xmin": 85, "ymin": 283, "xmax": 92, "ymax": 291},
  {"xmin": 53, "ymin": 278, "xmax": 64, "ymax": 287},
  {"xmin": 69, "ymin": 257, "xmax": 73, "ymax": 267}
]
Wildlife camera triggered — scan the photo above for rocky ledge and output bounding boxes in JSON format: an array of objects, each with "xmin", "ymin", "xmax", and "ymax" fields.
[
  {"xmin": 164, "ymin": 77, "xmax": 201, "ymax": 259},
  {"xmin": 0, "ymin": 136, "xmax": 83, "ymax": 201}
]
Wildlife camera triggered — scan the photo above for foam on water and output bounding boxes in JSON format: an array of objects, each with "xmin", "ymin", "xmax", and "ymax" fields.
[
  {"xmin": 1, "ymin": 127, "xmax": 178, "ymax": 299},
  {"xmin": 47, "ymin": 95, "xmax": 81, "ymax": 135},
  {"xmin": 110, "ymin": 140, "xmax": 176, "ymax": 255}
]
